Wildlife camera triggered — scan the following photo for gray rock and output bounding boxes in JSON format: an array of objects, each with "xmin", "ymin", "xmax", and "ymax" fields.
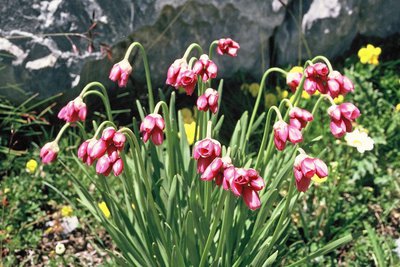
[
  {"xmin": 274, "ymin": 0, "xmax": 400, "ymax": 65},
  {"xmin": 0, "ymin": 0, "xmax": 399, "ymax": 103}
]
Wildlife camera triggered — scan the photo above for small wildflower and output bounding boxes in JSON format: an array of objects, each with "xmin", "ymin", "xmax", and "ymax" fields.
[
  {"xmin": 333, "ymin": 95, "xmax": 344, "ymax": 104},
  {"xmin": 4, "ymin": 188, "xmax": 10, "ymax": 194},
  {"xmin": 55, "ymin": 243, "xmax": 66, "ymax": 255},
  {"xmin": 345, "ymin": 129, "xmax": 374, "ymax": 153},
  {"xmin": 98, "ymin": 201, "xmax": 111, "ymax": 218},
  {"xmin": 184, "ymin": 121, "xmax": 197, "ymax": 145},
  {"xmin": 180, "ymin": 108, "xmax": 194, "ymax": 123},
  {"xmin": 290, "ymin": 66, "xmax": 303, "ymax": 73},
  {"xmin": 358, "ymin": 44, "xmax": 381, "ymax": 65},
  {"xmin": 396, "ymin": 103, "xmax": 400, "ymax": 112},
  {"xmin": 265, "ymin": 93, "xmax": 277, "ymax": 108},
  {"xmin": 26, "ymin": 159, "xmax": 38, "ymax": 173},
  {"xmin": 281, "ymin": 90, "xmax": 289, "ymax": 99},
  {"xmin": 249, "ymin": 83, "xmax": 260, "ymax": 98},
  {"xmin": 302, "ymin": 90, "xmax": 310, "ymax": 99},
  {"xmin": 61, "ymin": 205, "xmax": 73, "ymax": 217}
]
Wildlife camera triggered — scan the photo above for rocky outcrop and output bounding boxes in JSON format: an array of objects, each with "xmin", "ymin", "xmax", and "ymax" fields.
[{"xmin": 0, "ymin": 0, "xmax": 399, "ymax": 103}]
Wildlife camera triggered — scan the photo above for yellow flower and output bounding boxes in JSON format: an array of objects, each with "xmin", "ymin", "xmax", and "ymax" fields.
[
  {"xmin": 357, "ymin": 44, "xmax": 381, "ymax": 65},
  {"xmin": 249, "ymin": 83, "xmax": 260, "ymax": 98},
  {"xmin": 396, "ymin": 103, "xmax": 400, "ymax": 112},
  {"xmin": 98, "ymin": 201, "xmax": 111, "ymax": 218},
  {"xmin": 61, "ymin": 205, "xmax": 73, "ymax": 217},
  {"xmin": 183, "ymin": 121, "xmax": 197, "ymax": 145},
  {"xmin": 312, "ymin": 174, "xmax": 327, "ymax": 184},
  {"xmin": 281, "ymin": 90, "xmax": 289, "ymax": 99},
  {"xmin": 301, "ymin": 90, "xmax": 310, "ymax": 100},
  {"xmin": 289, "ymin": 66, "xmax": 303, "ymax": 73},
  {"xmin": 265, "ymin": 93, "xmax": 277, "ymax": 108},
  {"xmin": 26, "ymin": 159, "xmax": 38, "ymax": 174},
  {"xmin": 240, "ymin": 83, "xmax": 250, "ymax": 92},
  {"xmin": 333, "ymin": 95, "xmax": 344, "ymax": 104},
  {"xmin": 180, "ymin": 108, "xmax": 194, "ymax": 123},
  {"xmin": 4, "ymin": 188, "xmax": 10, "ymax": 194}
]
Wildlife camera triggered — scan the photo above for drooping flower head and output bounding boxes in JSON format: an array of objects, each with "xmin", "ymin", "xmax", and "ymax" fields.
[
  {"xmin": 40, "ymin": 141, "xmax": 60, "ymax": 164},
  {"xmin": 140, "ymin": 114, "xmax": 165, "ymax": 145},
  {"xmin": 289, "ymin": 107, "xmax": 313, "ymax": 130},
  {"xmin": 109, "ymin": 59, "xmax": 133, "ymax": 87},
  {"xmin": 328, "ymin": 103, "xmax": 360, "ymax": 138},
  {"xmin": 78, "ymin": 128, "xmax": 126, "ymax": 176},
  {"xmin": 327, "ymin": 70, "xmax": 354, "ymax": 98},
  {"xmin": 217, "ymin": 38, "xmax": 240, "ymax": 57},
  {"xmin": 58, "ymin": 96, "xmax": 87, "ymax": 123},
  {"xmin": 193, "ymin": 138, "xmax": 221, "ymax": 173},
  {"xmin": 303, "ymin": 63, "xmax": 330, "ymax": 95},
  {"xmin": 193, "ymin": 54, "xmax": 218, "ymax": 82},
  {"xmin": 273, "ymin": 120, "xmax": 303, "ymax": 151},
  {"xmin": 201, "ymin": 156, "xmax": 232, "ymax": 188},
  {"xmin": 197, "ymin": 88, "xmax": 219, "ymax": 114},
  {"xmin": 286, "ymin": 66, "xmax": 304, "ymax": 92},
  {"xmin": 166, "ymin": 59, "xmax": 198, "ymax": 95},
  {"xmin": 293, "ymin": 154, "xmax": 328, "ymax": 192},
  {"xmin": 224, "ymin": 167, "xmax": 265, "ymax": 210}
]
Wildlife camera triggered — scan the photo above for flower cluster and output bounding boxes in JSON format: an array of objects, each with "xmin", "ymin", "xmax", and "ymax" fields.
[
  {"xmin": 109, "ymin": 59, "xmax": 133, "ymax": 87},
  {"xmin": 293, "ymin": 154, "xmax": 328, "ymax": 192},
  {"xmin": 58, "ymin": 96, "xmax": 87, "ymax": 123},
  {"xmin": 193, "ymin": 138, "xmax": 265, "ymax": 210},
  {"xmin": 78, "ymin": 127, "xmax": 126, "ymax": 176},
  {"xmin": 289, "ymin": 107, "xmax": 314, "ymax": 130},
  {"xmin": 140, "ymin": 114, "xmax": 165, "ymax": 145},
  {"xmin": 197, "ymin": 88, "xmax": 219, "ymax": 114},
  {"xmin": 166, "ymin": 59, "xmax": 198, "ymax": 95},
  {"xmin": 287, "ymin": 63, "xmax": 354, "ymax": 99},
  {"xmin": 328, "ymin": 103, "xmax": 360, "ymax": 138}
]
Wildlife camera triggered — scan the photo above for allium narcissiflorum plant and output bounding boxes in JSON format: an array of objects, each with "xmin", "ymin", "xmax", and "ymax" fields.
[{"xmin": 41, "ymin": 38, "xmax": 358, "ymax": 266}]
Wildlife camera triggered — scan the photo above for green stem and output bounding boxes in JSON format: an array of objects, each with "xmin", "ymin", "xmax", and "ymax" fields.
[
  {"xmin": 303, "ymin": 94, "xmax": 335, "ymax": 133},
  {"xmin": 154, "ymin": 101, "xmax": 175, "ymax": 177},
  {"xmin": 55, "ymin": 123, "xmax": 71, "ymax": 143},
  {"xmin": 93, "ymin": 121, "xmax": 117, "ymax": 138},
  {"xmin": 199, "ymin": 192, "xmax": 227, "ymax": 267},
  {"xmin": 124, "ymin": 42, "xmax": 155, "ymax": 112},
  {"xmin": 79, "ymin": 81, "xmax": 113, "ymax": 121},
  {"xmin": 82, "ymin": 90, "xmax": 113, "ymax": 121},
  {"xmin": 188, "ymin": 56, "xmax": 198, "ymax": 68},
  {"xmin": 254, "ymin": 106, "xmax": 282, "ymax": 169},
  {"xmin": 208, "ymin": 40, "xmax": 218, "ymax": 60},
  {"xmin": 183, "ymin": 43, "xmax": 203, "ymax": 60},
  {"xmin": 75, "ymin": 122, "xmax": 88, "ymax": 140},
  {"xmin": 245, "ymin": 68, "xmax": 288, "ymax": 143},
  {"xmin": 311, "ymin": 56, "xmax": 333, "ymax": 73}
]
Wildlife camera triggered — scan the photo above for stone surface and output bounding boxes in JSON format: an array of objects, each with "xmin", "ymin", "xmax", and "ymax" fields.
[
  {"xmin": 274, "ymin": 0, "xmax": 400, "ymax": 65},
  {"xmin": 0, "ymin": 0, "xmax": 399, "ymax": 103}
]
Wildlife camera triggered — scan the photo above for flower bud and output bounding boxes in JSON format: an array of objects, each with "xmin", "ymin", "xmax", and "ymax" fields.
[
  {"xmin": 217, "ymin": 38, "xmax": 240, "ymax": 57},
  {"xmin": 112, "ymin": 158, "xmax": 124, "ymax": 176},
  {"xmin": 40, "ymin": 141, "xmax": 59, "ymax": 164},
  {"xmin": 90, "ymin": 139, "xmax": 108, "ymax": 159}
]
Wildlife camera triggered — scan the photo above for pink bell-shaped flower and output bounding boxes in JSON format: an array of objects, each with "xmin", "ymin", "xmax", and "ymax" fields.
[
  {"xmin": 193, "ymin": 54, "xmax": 218, "ymax": 82},
  {"xmin": 140, "ymin": 114, "xmax": 165, "ymax": 145},
  {"xmin": 58, "ymin": 97, "xmax": 87, "ymax": 123},
  {"xmin": 109, "ymin": 59, "xmax": 133, "ymax": 87},
  {"xmin": 289, "ymin": 107, "xmax": 314, "ymax": 129},
  {"xmin": 216, "ymin": 38, "xmax": 240, "ymax": 57},
  {"xmin": 293, "ymin": 154, "xmax": 328, "ymax": 192},
  {"xmin": 193, "ymin": 138, "xmax": 221, "ymax": 173},
  {"xmin": 328, "ymin": 103, "xmax": 360, "ymax": 138},
  {"xmin": 196, "ymin": 88, "xmax": 219, "ymax": 114},
  {"xmin": 40, "ymin": 141, "xmax": 59, "ymax": 164}
]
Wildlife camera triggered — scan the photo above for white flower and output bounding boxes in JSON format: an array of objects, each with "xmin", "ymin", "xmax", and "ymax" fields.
[
  {"xmin": 55, "ymin": 242, "xmax": 66, "ymax": 255},
  {"xmin": 345, "ymin": 129, "xmax": 374, "ymax": 153}
]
